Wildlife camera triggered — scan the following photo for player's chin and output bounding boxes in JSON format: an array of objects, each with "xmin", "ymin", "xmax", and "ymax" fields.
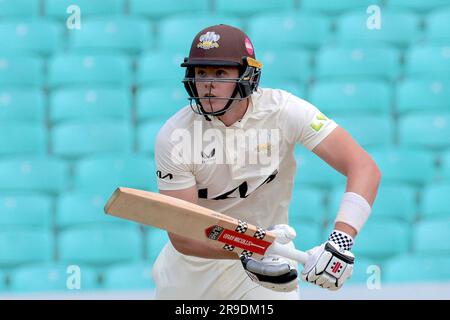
[{"xmin": 201, "ymin": 100, "xmax": 225, "ymax": 113}]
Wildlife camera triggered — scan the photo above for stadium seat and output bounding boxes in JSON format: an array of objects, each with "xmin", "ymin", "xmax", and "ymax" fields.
[
  {"xmin": 103, "ymin": 262, "xmax": 154, "ymax": 290},
  {"xmin": 137, "ymin": 121, "xmax": 165, "ymax": 155},
  {"xmin": 136, "ymin": 51, "xmax": 185, "ymax": 86},
  {"xmin": 215, "ymin": 0, "xmax": 293, "ymax": 16},
  {"xmin": 59, "ymin": 225, "xmax": 142, "ymax": 265},
  {"xmin": 0, "ymin": 19, "xmax": 62, "ymax": 55},
  {"xmin": 300, "ymin": 0, "xmax": 380, "ymax": 15},
  {"xmin": 422, "ymin": 183, "xmax": 450, "ymax": 219},
  {"xmin": 146, "ymin": 227, "xmax": 169, "ymax": 262},
  {"xmin": 0, "ymin": 123, "xmax": 47, "ymax": 155},
  {"xmin": 386, "ymin": 0, "xmax": 450, "ymax": 12},
  {"xmin": 0, "ymin": 55, "xmax": 43, "ymax": 87},
  {"xmin": 426, "ymin": 8, "xmax": 450, "ymax": 44},
  {"xmin": 336, "ymin": 11, "xmax": 420, "ymax": 47},
  {"xmin": 290, "ymin": 222, "xmax": 322, "ymax": 251},
  {"xmin": 0, "ymin": 157, "xmax": 69, "ymax": 193},
  {"xmin": 383, "ymin": 254, "xmax": 450, "ymax": 283},
  {"xmin": 442, "ymin": 151, "xmax": 450, "ymax": 181},
  {"xmin": 405, "ymin": 45, "xmax": 450, "ymax": 78},
  {"xmin": 0, "ymin": 194, "xmax": 52, "ymax": 228},
  {"xmin": 130, "ymin": 0, "xmax": 208, "ymax": 18},
  {"xmin": 0, "ymin": 270, "xmax": 7, "ymax": 291},
  {"xmin": 0, "ymin": 89, "xmax": 45, "ymax": 122},
  {"xmin": 397, "ymin": 79, "xmax": 450, "ymax": 114},
  {"xmin": 316, "ymin": 46, "xmax": 401, "ymax": 80},
  {"xmin": 48, "ymin": 53, "xmax": 131, "ymax": 87},
  {"xmin": 0, "ymin": 0, "xmax": 40, "ymax": 18},
  {"xmin": 309, "ymin": 80, "xmax": 391, "ymax": 115},
  {"xmin": 10, "ymin": 263, "xmax": 99, "ymax": 292},
  {"xmin": 50, "ymin": 87, "xmax": 131, "ymax": 123},
  {"xmin": 370, "ymin": 147, "xmax": 436, "ymax": 185},
  {"xmin": 0, "ymin": 228, "xmax": 53, "ymax": 266},
  {"xmin": 51, "ymin": 120, "xmax": 133, "ymax": 158},
  {"xmin": 45, "ymin": 0, "xmax": 124, "ymax": 19},
  {"xmin": 399, "ymin": 113, "xmax": 450, "ymax": 150},
  {"xmin": 347, "ymin": 257, "xmax": 381, "ymax": 284},
  {"xmin": 258, "ymin": 50, "xmax": 312, "ymax": 83},
  {"xmin": 414, "ymin": 218, "xmax": 450, "ymax": 255},
  {"xmin": 73, "ymin": 154, "xmax": 157, "ymax": 193},
  {"xmin": 70, "ymin": 17, "xmax": 153, "ymax": 53},
  {"xmin": 136, "ymin": 86, "xmax": 187, "ymax": 122},
  {"xmin": 289, "ymin": 187, "xmax": 326, "ymax": 224},
  {"xmin": 247, "ymin": 13, "xmax": 331, "ymax": 50}
]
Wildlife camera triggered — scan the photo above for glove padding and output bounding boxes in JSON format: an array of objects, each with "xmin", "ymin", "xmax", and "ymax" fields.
[
  {"xmin": 301, "ymin": 241, "xmax": 354, "ymax": 291},
  {"xmin": 240, "ymin": 224, "xmax": 299, "ymax": 292}
]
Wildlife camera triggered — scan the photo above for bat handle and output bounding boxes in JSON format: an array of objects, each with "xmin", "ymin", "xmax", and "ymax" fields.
[{"xmin": 266, "ymin": 241, "xmax": 309, "ymax": 265}]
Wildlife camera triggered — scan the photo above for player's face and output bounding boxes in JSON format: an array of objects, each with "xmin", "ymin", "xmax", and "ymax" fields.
[{"xmin": 195, "ymin": 66, "xmax": 240, "ymax": 112}]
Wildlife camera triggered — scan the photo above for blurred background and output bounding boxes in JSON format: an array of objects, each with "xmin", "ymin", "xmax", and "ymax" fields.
[{"xmin": 0, "ymin": 0, "xmax": 449, "ymax": 299}]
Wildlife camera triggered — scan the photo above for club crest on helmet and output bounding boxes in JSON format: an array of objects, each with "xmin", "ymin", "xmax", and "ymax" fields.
[{"xmin": 197, "ymin": 31, "xmax": 220, "ymax": 50}]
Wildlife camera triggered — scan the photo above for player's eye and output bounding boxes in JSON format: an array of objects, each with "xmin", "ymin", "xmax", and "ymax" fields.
[
  {"xmin": 216, "ymin": 69, "xmax": 227, "ymax": 77},
  {"xmin": 196, "ymin": 70, "xmax": 206, "ymax": 77}
]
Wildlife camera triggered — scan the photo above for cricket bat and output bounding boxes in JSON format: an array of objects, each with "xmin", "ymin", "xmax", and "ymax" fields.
[{"xmin": 104, "ymin": 187, "xmax": 308, "ymax": 264}]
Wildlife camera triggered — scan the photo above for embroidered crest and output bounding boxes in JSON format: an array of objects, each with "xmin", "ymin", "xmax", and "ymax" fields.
[{"xmin": 197, "ymin": 31, "xmax": 220, "ymax": 50}]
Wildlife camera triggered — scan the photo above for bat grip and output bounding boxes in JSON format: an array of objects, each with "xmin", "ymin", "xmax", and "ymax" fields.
[{"xmin": 266, "ymin": 241, "xmax": 309, "ymax": 265}]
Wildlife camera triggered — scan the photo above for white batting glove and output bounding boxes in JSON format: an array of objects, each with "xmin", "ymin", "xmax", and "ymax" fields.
[{"xmin": 240, "ymin": 224, "xmax": 299, "ymax": 292}]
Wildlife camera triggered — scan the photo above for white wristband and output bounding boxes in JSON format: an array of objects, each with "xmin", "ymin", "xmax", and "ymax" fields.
[{"xmin": 335, "ymin": 192, "xmax": 372, "ymax": 233}]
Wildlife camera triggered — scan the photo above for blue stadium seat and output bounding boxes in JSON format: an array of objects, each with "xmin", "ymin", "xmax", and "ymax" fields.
[
  {"xmin": 0, "ymin": 0, "xmax": 40, "ymax": 18},
  {"xmin": 0, "ymin": 270, "xmax": 7, "ymax": 291},
  {"xmin": 290, "ymin": 222, "xmax": 322, "ymax": 251},
  {"xmin": 137, "ymin": 121, "xmax": 166, "ymax": 155},
  {"xmin": 316, "ymin": 46, "xmax": 401, "ymax": 80},
  {"xmin": 383, "ymin": 254, "xmax": 450, "ymax": 283},
  {"xmin": 103, "ymin": 262, "xmax": 154, "ymax": 290},
  {"xmin": 397, "ymin": 79, "xmax": 450, "ymax": 114},
  {"xmin": 48, "ymin": 53, "xmax": 131, "ymax": 87},
  {"xmin": 399, "ymin": 113, "xmax": 450, "ymax": 150},
  {"xmin": 51, "ymin": 120, "xmax": 133, "ymax": 158},
  {"xmin": 386, "ymin": 0, "xmax": 450, "ymax": 12},
  {"xmin": 59, "ymin": 225, "xmax": 142, "ymax": 265},
  {"xmin": 74, "ymin": 154, "xmax": 157, "ymax": 193},
  {"xmin": 50, "ymin": 87, "xmax": 131, "ymax": 123},
  {"xmin": 258, "ymin": 50, "xmax": 312, "ymax": 82},
  {"xmin": 0, "ymin": 19, "xmax": 62, "ymax": 55},
  {"xmin": 0, "ymin": 194, "xmax": 52, "ymax": 228},
  {"xmin": 136, "ymin": 51, "xmax": 185, "ymax": 86},
  {"xmin": 0, "ymin": 89, "xmax": 45, "ymax": 122},
  {"xmin": 414, "ymin": 218, "xmax": 450, "ymax": 255},
  {"xmin": 422, "ymin": 183, "xmax": 450, "ymax": 219},
  {"xmin": 247, "ymin": 13, "xmax": 331, "ymax": 50},
  {"xmin": 289, "ymin": 187, "xmax": 326, "ymax": 224},
  {"xmin": 158, "ymin": 15, "xmax": 242, "ymax": 51},
  {"xmin": 309, "ymin": 80, "xmax": 391, "ymax": 115},
  {"xmin": 70, "ymin": 17, "xmax": 153, "ymax": 53},
  {"xmin": 136, "ymin": 86, "xmax": 187, "ymax": 122},
  {"xmin": 442, "ymin": 151, "xmax": 450, "ymax": 181},
  {"xmin": 130, "ymin": 0, "xmax": 208, "ymax": 18},
  {"xmin": 0, "ymin": 157, "xmax": 69, "ymax": 193},
  {"xmin": 45, "ymin": 0, "xmax": 124, "ymax": 19},
  {"xmin": 336, "ymin": 11, "xmax": 420, "ymax": 47},
  {"xmin": 0, "ymin": 123, "xmax": 47, "ymax": 155},
  {"xmin": 0, "ymin": 55, "xmax": 43, "ymax": 87},
  {"xmin": 426, "ymin": 8, "xmax": 450, "ymax": 44},
  {"xmin": 146, "ymin": 227, "xmax": 169, "ymax": 262},
  {"xmin": 347, "ymin": 258, "xmax": 381, "ymax": 284},
  {"xmin": 215, "ymin": 0, "xmax": 293, "ymax": 16},
  {"xmin": 10, "ymin": 263, "xmax": 99, "ymax": 292},
  {"xmin": 300, "ymin": 0, "xmax": 380, "ymax": 15},
  {"xmin": 405, "ymin": 45, "xmax": 450, "ymax": 78},
  {"xmin": 0, "ymin": 228, "xmax": 53, "ymax": 266}
]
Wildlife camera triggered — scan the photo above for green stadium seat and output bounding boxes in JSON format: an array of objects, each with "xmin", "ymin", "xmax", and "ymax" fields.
[
  {"xmin": 383, "ymin": 254, "xmax": 450, "ymax": 283},
  {"xmin": 414, "ymin": 218, "xmax": 450, "ymax": 255},
  {"xmin": 405, "ymin": 45, "xmax": 450, "ymax": 78},
  {"xmin": 10, "ymin": 263, "xmax": 99, "ymax": 292},
  {"xmin": 215, "ymin": 0, "xmax": 293, "ymax": 16},
  {"xmin": 247, "ymin": 13, "xmax": 331, "ymax": 50},
  {"xmin": 347, "ymin": 257, "xmax": 381, "ymax": 284},
  {"xmin": 0, "ymin": 228, "xmax": 53, "ymax": 266},
  {"xmin": 336, "ymin": 11, "xmax": 420, "ymax": 47},
  {"xmin": 0, "ymin": 0, "xmax": 40, "ymax": 18},
  {"xmin": 300, "ymin": 0, "xmax": 380, "ymax": 15},
  {"xmin": 102, "ymin": 261, "xmax": 154, "ymax": 290},
  {"xmin": 422, "ymin": 183, "xmax": 450, "ymax": 219},
  {"xmin": 426, "ymin": 8, "xmax": 450, "ymax": 44},
  {"xmin": 137, "ymin": 121, "xmax": 165, "ymax": 155},
  {"xmin": 309, "ymin": 80, "xmax": 391, "ymax": 115},
  {"xmin": 50, "ymin": 87, "xmax": 131, "ymax": 123},
  {"xmin": 146, "ymin": 228, "xmax": 169, "ymax": 262},
  {"xmin": 316, "ymin": 46, "xmax": 401, "ymax": 80},
  {"xmin": 0, "ymin": 194, "xmax": 52, "ymax": 228},
  {"xmin": 0, "ymin": 89, "xmax": 45, "ymax": 122},
  {"xmin": 0, "ymin": 19, "xmax": 62, "ymax": 55},
  {"xmin": 291, "ymin": 222, "xmax": 322, "ymax": 251},
  {"xmin": 397, "ymin": 79, "xmax": 450, "ymax": 114},
  {"xmin": 136, "ymin": 51, "xmax": 185, "ymax": 86},
  {"xmin": 130, "ymin": 0, "xmax": 208, "ymax": 18},
  {"xmin": 48, "ymin": 53, "xmax": 131, "ymax": 87},
  {"xmin": 51, "ymin": 120, "xmax": 133, "ymax": 158},
  {"xmin": 74, "ymin": 154, "xmax": 157, "ymax": 193},
  {"xmin": 59, "ymin": 225, "xmax": 142, "ymax": 265},
  {"xmin": 0, "ymin": 123, "xmax": 47, "ymax": 155},
  {"xmin": 70, "ymin": 17, "xmax": 153, "ymax": 53},
  {"xmin": 136, "ymin": 86, "xmax": 187, "ymax": 122},
  {"xmin": 289, "ymin": 187, "xmax": 326, "ymax": 224},
  {"xmin": 386, "ymin": 0, "xmax": 450, "ymax": 12},
  {"xmin": 45, "ymin": 0, "xmax": 124, "ymax": 19},
  {"xmin": 0, "ymin": 55, "xmax": 43, "ymax": 87},
  {"xmin": 399, "ymin": 113, "xmax": 450, "ymax": 149},
  {"xmin": 0, "ymin": 157, "xmax": 69, "ymax": 193},
  {"xmin": 258, "ymin": 50, "xmax": 312, "ymax": 82}
]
